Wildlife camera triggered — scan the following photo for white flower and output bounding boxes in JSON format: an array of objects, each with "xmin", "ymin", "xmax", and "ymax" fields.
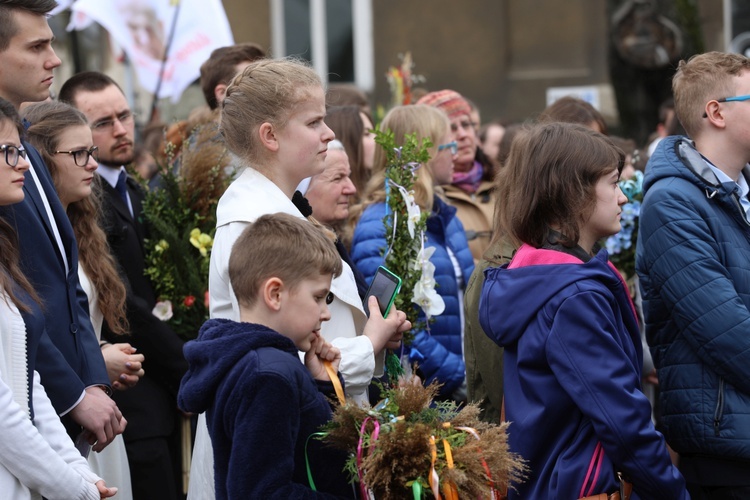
[
  {"xmin": 412, "ymin": 279, "xmax": 445, "ymax": 316},
  {"xmin": 152, "ymin": 300, "xmax": 173, "ymax": 321},
  {"xmin": 390, "ymin": 182, "xmax": 421, "ymax": 239},
  {"xmin": 410, "ymin": 245, "xmax": 445, "ymax": 317},
  {"xmin": 392, "ymin": 186, "xmax": 421, "ymax": 239}
]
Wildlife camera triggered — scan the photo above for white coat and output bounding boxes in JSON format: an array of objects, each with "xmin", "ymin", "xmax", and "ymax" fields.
[{"xmin": 189, "ymin": 166, "xmax": 383, "ymax": 500}]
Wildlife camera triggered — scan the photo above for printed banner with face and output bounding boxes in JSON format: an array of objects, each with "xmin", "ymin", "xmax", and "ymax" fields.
[{"xmin": 65, "ymin": 0, "xmax": 234, "ymax": 102}]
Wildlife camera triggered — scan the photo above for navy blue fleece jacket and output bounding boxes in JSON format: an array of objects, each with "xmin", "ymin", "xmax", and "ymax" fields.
[{"xmin": 178, "ymin": 319, "xmax": 353, "ymax": 499}]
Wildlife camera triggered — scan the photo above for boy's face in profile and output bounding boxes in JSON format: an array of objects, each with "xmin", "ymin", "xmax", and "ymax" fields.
[{"xmin": 277, "ymin": 273, "xmax": 333, "ymax": 352}]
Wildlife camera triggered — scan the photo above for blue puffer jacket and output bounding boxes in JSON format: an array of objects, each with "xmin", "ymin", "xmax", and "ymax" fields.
[
  {"xmin": 637, "ymin": 136, "xmax": 750, "ymax": 463},
  {"xmin": 351, "ymin": 197, "xmax": 474, "ymax": 396}
]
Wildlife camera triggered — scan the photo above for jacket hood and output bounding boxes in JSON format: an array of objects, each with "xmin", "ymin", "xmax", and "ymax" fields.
[
  {"xmin": 177, "ymin": 319, "xmax": 297, "ymax": 413},
  {"xmin": 479, "ymin": 245, "xmax": 624, "ymax": 347},
  {"xmin": 645, "ymin": 135, "xmax": 746, "ymax": 197}
]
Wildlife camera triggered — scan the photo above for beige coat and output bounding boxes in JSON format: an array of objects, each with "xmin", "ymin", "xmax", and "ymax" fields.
[{"xmin": 442, "ymin": 181, "xmax": 496, "ymax": 261}]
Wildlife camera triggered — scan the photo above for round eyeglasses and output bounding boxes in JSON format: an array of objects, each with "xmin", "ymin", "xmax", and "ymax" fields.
[
  {"xmin": 0, "ymin": 144, "xmax": 27, "ymax": 167},
  {"xmin": 54, "ymin": 146, "xmax": 99, "ymax": 167}
]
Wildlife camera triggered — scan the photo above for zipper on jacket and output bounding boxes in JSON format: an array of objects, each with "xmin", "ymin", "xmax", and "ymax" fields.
[{"xmin": 714, "ymin": 377, "xmax": 725, "ymax": 437}]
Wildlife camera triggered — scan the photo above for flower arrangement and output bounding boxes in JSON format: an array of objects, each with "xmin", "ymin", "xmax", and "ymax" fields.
[
  {"xmin": 386, "ymin": 52, "xmax": 425, "ymax": 108},
  {"xmin": 376, "ymin": 129, "xmax": 445, "ymax": 344},
  {"xmin": 604, "ymin": 170, "xmax": 644, "ymax": 279},
  {"xmin": 142, "ymin": 124, "xmax": 232, "ymax": 340},
  {"xmin": 321, "ymin": 377, "xmax": 527, "ymax": 499}
]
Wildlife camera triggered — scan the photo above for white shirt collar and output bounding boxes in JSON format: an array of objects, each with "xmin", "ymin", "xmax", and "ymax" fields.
[
  {"xmin": 97, "ymin": 165, "xmax": 126, "ymax": 188},
  {"xmin": 703, "ymin": 159, "xmax": 750, "ymax": 199}
]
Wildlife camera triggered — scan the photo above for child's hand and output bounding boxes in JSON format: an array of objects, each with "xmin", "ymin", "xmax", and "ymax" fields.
[
  {"xmin": 362, "ymin": 296, "xmax": 412, "ymax": 354},
  {"xmin": 304, "ymin": 335, "xmax": 341, "ymax": 381}
]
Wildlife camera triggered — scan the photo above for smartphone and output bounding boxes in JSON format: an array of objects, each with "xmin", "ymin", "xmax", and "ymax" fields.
[{"xmin": 363, "ymin": 266, "xmax": 402, "ymax": 318}]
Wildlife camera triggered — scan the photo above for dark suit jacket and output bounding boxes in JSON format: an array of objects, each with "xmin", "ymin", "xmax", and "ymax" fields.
[
  {"xmin": 98, "ymin": 173, "xmax": 187, "ymax": 442},
  {"xmin": 0, "ymin": 142, "xmax": 109, "ymax": 436}
]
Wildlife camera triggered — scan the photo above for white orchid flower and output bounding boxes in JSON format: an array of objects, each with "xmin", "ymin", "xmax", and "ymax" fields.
[
  {"xmin": 412, "ymin": 279, "xmax": 445, "ymax": 316},
  {"xmin": 410, "ymin": 245, "xmax": 445, "ymax": 317},
  {"xmin": 391, "ymin": 182, "xmax": 421, "ymax": 239}
]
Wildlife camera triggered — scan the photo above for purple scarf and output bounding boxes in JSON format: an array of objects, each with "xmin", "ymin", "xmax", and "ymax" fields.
[{"xmin": 451, "ymin": 161, "xmax": 483, "ymax": 194}]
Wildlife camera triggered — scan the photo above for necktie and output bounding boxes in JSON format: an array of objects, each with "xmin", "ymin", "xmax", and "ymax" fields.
[{"xmin": 115, "ymin": 169, "xmax": 129, "ymax": 206}]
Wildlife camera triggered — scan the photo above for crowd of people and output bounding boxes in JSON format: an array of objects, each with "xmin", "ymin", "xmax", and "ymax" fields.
[{"xmin": 1, "ymin": 0, "xmax": 750, "ymax": 499}]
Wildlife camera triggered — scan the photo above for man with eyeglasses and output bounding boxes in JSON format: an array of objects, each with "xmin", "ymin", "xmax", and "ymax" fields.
[
  {"xmin": 60, "ymin": 71, "xmax": 187, "ymax": 500},
  {"xmin": 0, "ymin": 0, "xmax": 126, "ymax": 459},
  {"xmin": 637, "ymin": 51, "xmax": 750, "ymax": 498}
]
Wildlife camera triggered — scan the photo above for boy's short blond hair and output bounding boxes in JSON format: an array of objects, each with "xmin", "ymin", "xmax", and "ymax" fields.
[
  {"xmin": 673, "ymin": 51, "xmax": 750, "ymax": 138},
  {"xmin": 229, "ymin": 213, "xmax": 343, "ymax": 308}
]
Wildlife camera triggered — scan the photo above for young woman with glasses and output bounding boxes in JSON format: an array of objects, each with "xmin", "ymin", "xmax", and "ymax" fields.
[
  {"xmin": 22, "ymin": 100, "xmax": 140, "ymax": 500},
  {"xmin": 0, "ymin": 97, "xmax": 118, "ymax": 499}
]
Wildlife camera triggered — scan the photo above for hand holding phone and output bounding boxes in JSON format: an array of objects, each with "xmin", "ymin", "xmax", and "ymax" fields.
[{"xmin": 363, "ymin": 266, "xmax": 402, "ymax": 318}]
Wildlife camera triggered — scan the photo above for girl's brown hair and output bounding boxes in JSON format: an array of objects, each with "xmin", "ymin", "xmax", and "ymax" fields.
[
  {"xmin": 0, "ymin": 98, "xmax": 41, "ymax": 311},
  {"xmin": 325, "ymin": 105, "xmax": 373, "ymax": 202},
  {"xmin": 493, "ymin": 122, "xmax": 624, "ymax": 249},
  {"xmin": 220, "ymin": 58, "xmax": 323, "ymax": 165},
  {"xmin": 22, "ymin": 101, "xmax": 129, "ymax": 334}
]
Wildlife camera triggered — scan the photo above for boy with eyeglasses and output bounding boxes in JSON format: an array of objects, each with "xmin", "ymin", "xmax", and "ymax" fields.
[
  {"xmin": 60, "ymin": 71, "xmax": 188, "ymax": 500},
  {"xmin": 637, "ymin": 51, "xmax": 750, "ymax": 498}
]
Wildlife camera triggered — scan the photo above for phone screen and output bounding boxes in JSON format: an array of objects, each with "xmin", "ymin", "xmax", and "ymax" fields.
[{"xmin": 363, "ymin": 267, "xmax": 401, "ymax": 318}]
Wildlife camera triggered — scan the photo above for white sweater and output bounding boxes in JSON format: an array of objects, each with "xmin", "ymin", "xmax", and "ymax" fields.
[{"xmin": 0, "ymin": 292, "xmax": 101, "ymax": 500}]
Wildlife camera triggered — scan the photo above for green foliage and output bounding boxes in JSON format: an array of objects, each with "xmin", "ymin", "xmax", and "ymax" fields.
[
  {"xmin": 375, "ymin": 129, "xmax": 432, "ymax": 343},
  {"xmin": 142, "ymin": 138, "xmax": 229, "ymax": 340}
]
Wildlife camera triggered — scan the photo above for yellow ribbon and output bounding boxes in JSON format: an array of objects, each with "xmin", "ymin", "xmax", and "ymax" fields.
[
  {"xmin": 322, "ymin": 360, "xmax": 346, "ymax": 405},
  {"xmin": 441, "ymin": 439, "xmax": 459, "ymax": 500}
]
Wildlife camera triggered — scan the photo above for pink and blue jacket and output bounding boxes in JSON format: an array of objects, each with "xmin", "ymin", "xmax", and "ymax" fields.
[{"xmin": 479, "ymin": 244, "xmax": 687, "ymax": 499}]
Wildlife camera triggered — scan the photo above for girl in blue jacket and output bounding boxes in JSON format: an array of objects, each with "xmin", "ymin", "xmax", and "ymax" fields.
[
  {"xmin": 349, "ymin": 104, "xmax": 474, "ymax": 401},
  {"xmin": 479, "ymin": 123, "xmax": 688, "ymax": 499}
]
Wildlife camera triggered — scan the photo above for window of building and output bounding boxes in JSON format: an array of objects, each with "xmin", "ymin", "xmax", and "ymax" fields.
[{"xmin": 269, "ymin": 0, "xmax": 374, "ymax": 91}]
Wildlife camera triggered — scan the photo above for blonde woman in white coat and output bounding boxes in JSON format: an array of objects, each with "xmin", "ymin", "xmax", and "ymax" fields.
[{"xmin": 188, "ymin": 59, "xmax": 410, "ymax": 499}]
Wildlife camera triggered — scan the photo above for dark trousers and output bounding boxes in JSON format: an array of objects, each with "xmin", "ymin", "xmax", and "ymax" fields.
[
  {"xmin": 686, "ymin": 484, "xmax": 750, "ymax": 500},
  {"xmin": 125, "ymin": 436, "xmax": 180, "ymax": 500}
]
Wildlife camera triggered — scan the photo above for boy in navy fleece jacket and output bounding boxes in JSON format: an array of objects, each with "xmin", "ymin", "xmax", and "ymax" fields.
[{"xmin": 178, "ymin": 213, "xmax": 354, "ymax": 499}]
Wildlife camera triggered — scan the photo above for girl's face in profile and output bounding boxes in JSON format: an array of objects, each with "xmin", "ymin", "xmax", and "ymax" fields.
[
  {"xmin": 360, "ymin": 112, "xmax": 376, "ymax": 170},
  {"xmin": 430, "ymin": 131, "xmax": 456, "ymax": 186},
  {"xmin": 0, "ymin": 120, "xmax": 29, "ymax": 206},
  {"xmin": 52, "ymin": 124, "xmax": 98, "ymax": 209},
  {"xmin": 579, "ymin": 167, "xmax": 627, "ymax": 252},
  {"xmin": 274, "ymin": 86, "xmax": 335, "ymax": 184}
]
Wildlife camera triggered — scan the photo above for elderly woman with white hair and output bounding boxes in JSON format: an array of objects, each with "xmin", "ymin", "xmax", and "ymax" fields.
[{"xmin": 297, "ymin": 140, "xmax": 368, "ymax": 297}]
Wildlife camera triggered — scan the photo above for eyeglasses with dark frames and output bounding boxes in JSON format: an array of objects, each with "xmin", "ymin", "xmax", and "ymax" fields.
[
  {"xmin": 90, "ymin": 111, "xmax": 136, "ymax": 132},
  {"xmin": 438, "ymin": 141, "xmax": 458, "ymax": 155},
  {"xmin": 54, "ymin": 146, "xmax": 99, "ymax": 167},
  {"xmin": 702, "ymin": 94, "xmax": 750, "ymax": 118},
  {"xmin": 0, "ymin": 144, "xmax": 27, "ymax": 167}
]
